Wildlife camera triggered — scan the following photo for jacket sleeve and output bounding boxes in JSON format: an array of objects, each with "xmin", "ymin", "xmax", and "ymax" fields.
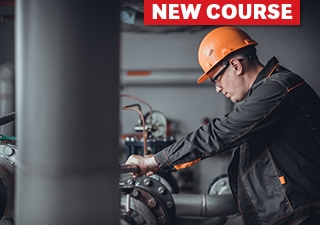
[{"xmin": 154, "ymin": 80, "xmax": 293, "ymax": 172}]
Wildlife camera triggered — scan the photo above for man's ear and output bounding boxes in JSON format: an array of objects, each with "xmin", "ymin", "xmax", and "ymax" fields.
[{"xmin": 230, "ymin": 58, "xmax": 243, "ymax": 76}]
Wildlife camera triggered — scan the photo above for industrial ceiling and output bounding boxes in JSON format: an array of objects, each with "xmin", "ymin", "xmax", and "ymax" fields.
[{"xmin": 0, "ymin": 0, "xmax": 210, "ymax": 33}]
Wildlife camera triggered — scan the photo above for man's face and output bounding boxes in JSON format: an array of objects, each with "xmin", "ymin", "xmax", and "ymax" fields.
[{"xmin": 208, "ymin": 59, "xmax": 248, "ymax": 103}]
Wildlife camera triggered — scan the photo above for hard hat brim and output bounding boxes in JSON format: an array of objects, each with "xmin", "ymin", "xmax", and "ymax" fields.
[{"xmin": 197, "ymin": 72, "xmax": 209, "ymax": 84}]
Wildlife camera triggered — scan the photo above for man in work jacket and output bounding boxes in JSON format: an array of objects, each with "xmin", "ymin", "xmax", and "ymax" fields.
[{"xmin": 125, "ymin": 26, "xmax": 320, "ymax": 225}]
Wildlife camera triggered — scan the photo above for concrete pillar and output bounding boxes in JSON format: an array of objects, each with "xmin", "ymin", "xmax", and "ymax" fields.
[{"xmin": 15, "ymin": 1, "xmax": 120, "ymax": 224}]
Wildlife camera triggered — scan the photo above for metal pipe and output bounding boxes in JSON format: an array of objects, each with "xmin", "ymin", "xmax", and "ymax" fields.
[
  {"xmin": 120, "ymin": 164, "xmax": 141, "ymax": 173},
  {"xmin": 122, "ymin": 106, "xmax": 148, "ymax": 155},
  {"xmin": 121, "ymin": 70, "xmax": 212, "ymax": 86},
  {"xmin": 15, "ymin": 1, "xmax": 120, "ymax": 225},
  {"xmin": 172, "ymin": 194, "xmax": 238, "ymax": 218},
  {"xmin": 0, "ymin": 111, "xmax": 15, "ymax": 127}
]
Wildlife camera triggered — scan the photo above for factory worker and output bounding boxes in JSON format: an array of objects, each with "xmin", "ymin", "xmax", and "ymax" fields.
[{"xmin": 125, "ymin": 26, "xmax": 320, "ymax": 225}]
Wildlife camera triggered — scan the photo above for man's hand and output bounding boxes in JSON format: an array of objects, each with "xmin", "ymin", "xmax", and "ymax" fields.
[{"xmin": 125, "ymin": 154, "xmax": 160, "ymax": 178}]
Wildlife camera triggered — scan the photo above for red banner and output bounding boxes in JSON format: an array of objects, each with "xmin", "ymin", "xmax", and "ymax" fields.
[{"xmin": 144, "ymin": 0, "xmax": 300, "ymax": 25}]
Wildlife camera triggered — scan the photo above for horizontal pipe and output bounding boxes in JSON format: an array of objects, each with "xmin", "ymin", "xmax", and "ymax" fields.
[
  {"xmin": 120, "ymin": 70, "xmax": 212, "ymax": 86},
  {"xmin": 172, "ymin": 194, "xmax": 238, "ymax": 218},
  {"xmin": 0, "ymin": 111, "xmax": 15, "ymax": 126}
]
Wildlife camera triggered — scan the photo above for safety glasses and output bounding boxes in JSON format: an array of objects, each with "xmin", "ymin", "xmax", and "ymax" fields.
[
  {"xmin": 210, "ymin": 59, "xmax": 244, "ymax": 88},
  {"xmin": 210, "ymin": 61, "xmax": 229, "ymax": 88}
]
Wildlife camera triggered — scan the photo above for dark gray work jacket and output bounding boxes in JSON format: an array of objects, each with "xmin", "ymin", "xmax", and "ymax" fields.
[{"xmin": 155, "ymin": 57, "xmax": 320, "ymax": 225}]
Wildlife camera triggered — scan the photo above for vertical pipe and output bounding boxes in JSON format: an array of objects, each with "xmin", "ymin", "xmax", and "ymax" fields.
[{"xmin": 15, "ymin": 1, "xmax": 120, "ymax": 225}]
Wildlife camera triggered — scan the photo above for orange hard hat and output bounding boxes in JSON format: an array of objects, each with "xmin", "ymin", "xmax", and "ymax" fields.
[{"xmin": 197, "ymin": 26, "xmax": 257, "ymax": 84}]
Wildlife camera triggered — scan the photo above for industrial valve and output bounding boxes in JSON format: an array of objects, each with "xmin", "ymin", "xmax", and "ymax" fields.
[
  {"xmin": 119, "ymin": 164, "xmax": 239, "ymax": 225},
  {"xmin": 120, "ymin": 176, "xmax": 176, "ymax": 225}
]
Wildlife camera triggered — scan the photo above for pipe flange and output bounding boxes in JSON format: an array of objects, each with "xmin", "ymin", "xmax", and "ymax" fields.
[{"xmin": 121, "ymin": 176, "xmax": 175, "ymax": 225}]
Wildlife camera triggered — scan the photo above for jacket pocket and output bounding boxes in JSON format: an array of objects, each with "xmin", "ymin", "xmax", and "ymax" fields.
[{"xmin": 241, "ymin": 149, "xmax": 293, "ymax": 225}]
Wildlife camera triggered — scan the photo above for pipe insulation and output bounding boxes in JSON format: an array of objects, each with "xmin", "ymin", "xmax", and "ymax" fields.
[{"xmin": 172, "ymin": 194, "xmax": 238, "ymax": 218}]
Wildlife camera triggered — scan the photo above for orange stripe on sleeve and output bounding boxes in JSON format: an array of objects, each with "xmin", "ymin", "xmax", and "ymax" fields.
[
  {"xmin": 174, "ymin": 158, "xmax": 201, "ymax": 170},
  {"xmin": 288, "ymin": 82, "xmax": 304, "ymax": 92}
]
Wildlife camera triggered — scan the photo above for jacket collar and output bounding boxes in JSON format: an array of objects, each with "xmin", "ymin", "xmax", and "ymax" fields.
[
  {"xmin": 246, "ymin": 57, "xmax": 279, "ymax": 98},
  {"xmin": 252, "ymin": 56, "xmax": 279, "ymax": 86}
]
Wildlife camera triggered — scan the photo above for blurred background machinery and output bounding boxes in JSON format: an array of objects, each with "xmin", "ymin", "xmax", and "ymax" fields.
[
  {"xmin": 121, "ymin": 94, "xmax": 176, "ymax": 157},
  {"xmin": 0, "ymin": 135, "xmax": 16, "ymax": 225},
  {"xmin": 0, "ymin": 111, "xmax": 16, "ymax": 225}
]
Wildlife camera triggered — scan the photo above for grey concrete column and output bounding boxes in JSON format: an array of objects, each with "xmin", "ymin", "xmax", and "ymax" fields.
[{"xmin": 15, "ymin": 1, "xmax": 120, "ymax": 225}]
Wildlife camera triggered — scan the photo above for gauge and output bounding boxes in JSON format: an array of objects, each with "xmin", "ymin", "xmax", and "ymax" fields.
[{"xmin": 144, "ymin": 110, "xmax": 167, "ymax": 138}]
